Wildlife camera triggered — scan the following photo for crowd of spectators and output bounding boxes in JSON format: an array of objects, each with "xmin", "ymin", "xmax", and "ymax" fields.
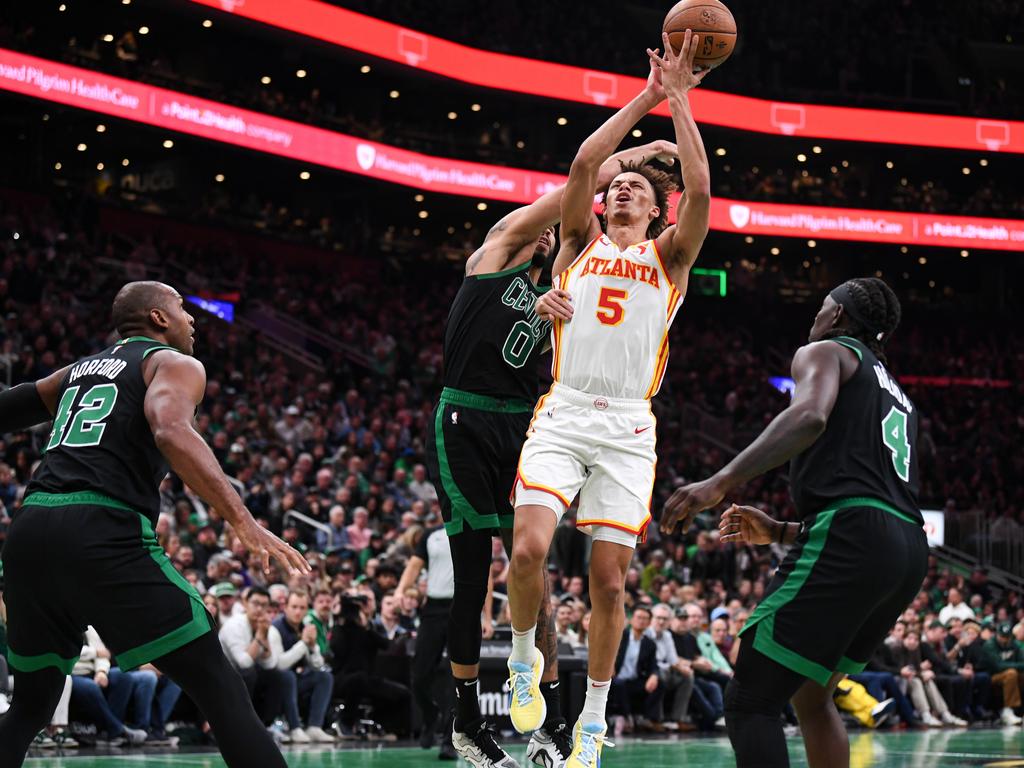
[{"xmin": 0, "ymin": 181, "xmax": 1022, "ymax": 747}]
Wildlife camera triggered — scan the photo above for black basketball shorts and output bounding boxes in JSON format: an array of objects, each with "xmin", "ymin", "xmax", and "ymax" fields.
[
  {"xmin": 739, "ymin": 497, "xmax": 929, "ymax": 687},
  {"xmin": 2, "ymin": 491, "xmax": 215, "ymax": 675},
  {"xmin": 425, "ymin": 387, "xmax": 533, "ymax": 536}
]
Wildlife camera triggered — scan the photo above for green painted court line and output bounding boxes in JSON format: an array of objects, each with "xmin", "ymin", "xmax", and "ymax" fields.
[{"xmin": 22, "ymin": 729, "xmax": 1024, "ymax": 767}]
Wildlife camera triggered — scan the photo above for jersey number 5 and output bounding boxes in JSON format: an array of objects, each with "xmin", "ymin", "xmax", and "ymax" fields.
[
  {"xmin": 596, "ymin": 287, "xmax": 628, "ymax": 326},
  {"xmin": 881, "ymin": 406, "xmax": 911, "ymax": 483},
  {"xmin": 46, "ymin": 384, "xmax": 120, "ymax": 451}
]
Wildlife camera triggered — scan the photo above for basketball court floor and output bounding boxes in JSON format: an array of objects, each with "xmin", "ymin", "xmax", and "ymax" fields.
[{"xmin": 23, "ymin": 727, "xmax": 1024, "ymax": 767}]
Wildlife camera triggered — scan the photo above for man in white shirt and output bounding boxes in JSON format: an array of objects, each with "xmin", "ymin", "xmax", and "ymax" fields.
[
  {"xmin": 218, "ymin": 586, "xmax": 291, "ymax": 740},
  {"xmin": 271, "ymin": 590, "xmax": 334, "ymax": 743},
  {"xmin": 938, "ymin": 588, "xmax": 975, "ymax": 626},
  {"xmin": 407, "ymin": 464, "xmax": 438, "ymax": 503},
  {"xmin": 646, "ymin": 603, "xmax": 695, "ymax": 731}
]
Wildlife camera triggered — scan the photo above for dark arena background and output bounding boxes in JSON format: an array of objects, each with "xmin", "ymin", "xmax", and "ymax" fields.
[{"xmin": 0, "ymin": 1, "xmax": 1023, "ymax": 766}]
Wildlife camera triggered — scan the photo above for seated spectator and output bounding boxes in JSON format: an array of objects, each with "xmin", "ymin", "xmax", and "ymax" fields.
[
  {"xmin": 407, "ymin": 464, "xmax": 437, "ymax": 503},
  {"xmin": 920, "ymin": 619, "xmax": 975, "ymax": 721},
  {"xmin": 306, "ymin": 589, "xmax": 335, "ymax": 662},
  {"xmin": 210, "ymin": 581, "xmax": 243, "ymax": 628},
  {"xmin": 399, "ymin": 587, "xmax": 421, "ymax": 632},
  {"xmin": 610, "ymin": 606, "xmax": 664, "ymax": 735},
  {"xmin": 373, "ymin": 593, "xmax": 410, "ymax": 642},
  {"xmin": 673, "ymin": 605, "xmax": 725, "ymax": 730},
  {"xmin": 850, "ymin": 640, "xmax": 919, "ymax": 727},
  {"xmin": 891, "ymin": 630, "xmax": 967, "ymax": 726},
  {"xmin": 647, "ymin": 603, "xmax": 694, "ymax": 731},
  {"xmin": 555, "ymin": 603, "xmax": 582, "ymax": 650},
  {"xmin": 938, "ymin": 588, "xmax": 976, "ymax": 626},
  {"xmin": 346, "ymin": 507, "xmax": 372, "ymax": 551},
  {"xmin": 218, "ymin": 586, "xmax": 293, "ymax": 739},
  {"xmin": 69, "ymin": 627, "xmax": 147, "ymax": 746},
  {"xmin": 316, "ymin": 505, "xmax": 349, "ymax": 552},
  {"xmin": 271, "ymin": 590, "xmax": 335, "ymax": 743},
  {"xmin": 691, "ymin": 604, "xmax": 733, "ymax": 698},
  {"xmin": 976, "ymin": 621, "xmax": 1024, "ymax": 725}
]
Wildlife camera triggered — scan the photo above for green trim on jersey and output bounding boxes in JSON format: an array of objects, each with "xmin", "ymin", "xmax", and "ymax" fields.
[
  {"xmin": 740, "ymin": 495, "xmax": 921, "ymax": 685},
  {"xmin": 142, "ymin": 345, "xmax": 179, "ymax": 359},
  {"xmin": 434, "ymin": 405, "xmax": 502, "ymax": 535},
  {"xmin": 831, "ymin": 336, "xmax": 864, "ymax": 361},
  {"xmin": 117, "ymin": 335, "xmax": 162, "ymax": 345},
  {"xmin": 23, "ymin": 490, "xmax": 135, "ymax": 513},
  {"xmin": 117, "ymin": 514, "xmax": 212, "ymax": 669},
  {"xmin": 439, "ymin": 387, "xmax": 533, "ymax": 413},
  {"xmin": 471, "ymin": 260, "xmax": 532, "ymax": 280},
  {"xmin": 7, "ymin": 648, "xmax": 80, "ymax": 675}
]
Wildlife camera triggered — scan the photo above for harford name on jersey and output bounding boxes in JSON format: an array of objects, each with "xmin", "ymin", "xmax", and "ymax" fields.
[
  {"xmin": 501, "ymin": 276, "xmax": 550, "ymax": 342},
  {"xmin": 68, "ymin": 357, "xmax": 129, "ymax": 383},
  {"xmin": 577, "ymin": 253, "xmax": 661, "ymax": 288},
  {"xmin": 873, "ymin": 363, "xmax": 913, "ymax": 413}
]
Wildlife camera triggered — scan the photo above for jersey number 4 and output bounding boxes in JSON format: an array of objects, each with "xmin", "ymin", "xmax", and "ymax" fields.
[
  {"xmin": 46, "ymin": 384, "xmax": 120, "ymax": 451},
  {"xmin": 881, "ymin": 406, "xmax": 911, "ymax": 483},
  {"xmin": 596, "ymin": 287, "xmax": 628, "ymax": 326}
]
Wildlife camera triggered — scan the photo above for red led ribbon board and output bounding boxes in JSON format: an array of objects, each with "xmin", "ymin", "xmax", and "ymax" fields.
[
  {"xmin": 190, "ymin": 0, "xmax": 1024, "ymax": 155},
  {"xmin": 1, "ymin": 50, "xmax": 1021, "ymax": 251}
]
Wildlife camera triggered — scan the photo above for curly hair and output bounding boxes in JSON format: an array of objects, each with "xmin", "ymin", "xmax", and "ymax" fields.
[
  {"xmin": 598, "ymin": 160, "xmax": 678, "ymax": 239},
  {"xmin": 822, "ymin": 277, "xmax": 902, "ymax": 363}
]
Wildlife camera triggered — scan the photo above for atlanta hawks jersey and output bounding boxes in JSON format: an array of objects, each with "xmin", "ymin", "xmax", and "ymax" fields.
[{"xmin": 551, "ymin": 234, "xmax": 682, "ymax": 400}]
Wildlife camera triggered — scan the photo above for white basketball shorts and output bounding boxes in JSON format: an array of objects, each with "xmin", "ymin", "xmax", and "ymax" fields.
[{"xmin": 514, "ymin": 382, "xmax": 656, "ymax": 548}]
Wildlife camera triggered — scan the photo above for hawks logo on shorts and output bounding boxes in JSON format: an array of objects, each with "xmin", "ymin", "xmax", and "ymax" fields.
[{"xmin": 551, "ymin": 235, "xmax": 682, "ymax": 400}]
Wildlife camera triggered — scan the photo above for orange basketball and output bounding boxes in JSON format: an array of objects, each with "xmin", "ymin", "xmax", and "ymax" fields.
[{"xmin": 663, "ymin": 0, "xmax": 737, "ymax": 71}]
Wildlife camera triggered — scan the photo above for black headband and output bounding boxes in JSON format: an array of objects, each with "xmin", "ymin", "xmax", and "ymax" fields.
[{"xmin": 829, "ymin": 284, "xmax": 886, "ymax": 342}]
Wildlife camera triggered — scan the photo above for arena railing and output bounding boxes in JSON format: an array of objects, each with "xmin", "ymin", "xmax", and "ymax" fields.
[{"xmin": 189, "ymin": 0, "xmax": 1024, "ymax": 155}]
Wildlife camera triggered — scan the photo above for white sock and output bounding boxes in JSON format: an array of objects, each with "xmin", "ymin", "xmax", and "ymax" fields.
[
  {"xmin": 510, "ymin": 625, "xmax": 536, "ymax": 665},
  {"xmin": 580, "ymin": 677, "xmax": 610, "ymax": 728}
]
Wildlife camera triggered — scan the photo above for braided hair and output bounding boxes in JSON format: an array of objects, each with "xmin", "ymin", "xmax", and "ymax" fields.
[{"xmin": 822, "ymin": 277, "xmax": 901, "ymax": 363}]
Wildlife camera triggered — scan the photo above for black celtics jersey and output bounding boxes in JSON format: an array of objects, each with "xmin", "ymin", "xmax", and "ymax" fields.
[
  {"xmin": 442, "ymin": 262, "xmax": 551, "ymax": 402},
  {"xmin": 27, "ymin": 336, "xmax": 177, "ymax": 523},
  {"xmin": 789, "ymin": 336, "xmax": 922, "ymax": 525}
]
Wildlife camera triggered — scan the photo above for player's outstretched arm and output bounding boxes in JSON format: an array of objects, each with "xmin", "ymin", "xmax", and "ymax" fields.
[
  {"xmin": 554, "ymin": 63, "xmax": 667, "ymax": 276},
  {"xmin": 0, "ymin": 365, "xmax": 72, "ymax": 433},
  {"xmin": 652, "ymin": 30, "xmax": 711, "ymax": 286},
  {"xmin": 661, "ymin": 342, "xmax": 844, "ymax": 534},
  {"xmin": 466, "ymin": 141, "xmax": 677, "ymax": 276},
  {"xmin": 144, "ymin": 351, "xmax": 310, "ymax": 576}
]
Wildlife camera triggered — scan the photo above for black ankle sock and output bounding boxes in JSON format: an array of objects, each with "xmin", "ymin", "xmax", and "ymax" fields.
[
  {"xmin": 540, "ymin": 680, "xmax": 564, "ymax": 729},
  {"xmin": 454, "ymin": 678, "xmax": 481, "ymax": 732}
]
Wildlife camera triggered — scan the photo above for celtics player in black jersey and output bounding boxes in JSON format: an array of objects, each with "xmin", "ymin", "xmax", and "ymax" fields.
[
  {"xmin": 662, "ymin": 278, "xmax": 928, "ymax": 768},
  {"xmin": 0, "ymin": 281, "xmax": 309, "ymax": 767},
  {"xmin": 425, "ymin": 135, "xmax": 676, "ymax": 767}
]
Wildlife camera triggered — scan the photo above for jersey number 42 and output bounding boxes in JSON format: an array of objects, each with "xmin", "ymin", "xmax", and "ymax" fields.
[{"xmin": 46, "ymin": 384, "xmax": 120, "ymax": 451}]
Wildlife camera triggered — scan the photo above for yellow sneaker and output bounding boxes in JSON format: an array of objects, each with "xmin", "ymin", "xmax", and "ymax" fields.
[
  {"xmin": 507, "ymin": 647, "xmax": 546, "ymax": 734},
  {"xmin": 566, "ymin": 721, "xmax": 612, "ymax": 768}
]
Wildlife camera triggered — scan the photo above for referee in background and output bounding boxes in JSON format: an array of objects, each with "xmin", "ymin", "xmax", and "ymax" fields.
[{"xmin": 398, "ymin": 524, "xmax": 458, "ymax": 760}]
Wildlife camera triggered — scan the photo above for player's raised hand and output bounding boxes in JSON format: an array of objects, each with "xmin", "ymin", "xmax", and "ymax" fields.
[
  {"xmin": 236, "ymin": 518, "xmax": 312, "ymax": 577},
  {"xmin": 642, "ymin": 52, "xmax": 667, "ymax": 102},
  {"xmin": 535, "ymin": 289, "xmax": 574, "ymax": 322},
  {"xmin": 648, "ymin": 30, "xmax": 709, "ymax": 97},
  {"xmin": 718, "ymin": 504, "xmax": 779, "ymax": 545},
  {"xmin": 639, "ymin": 139, "xmax": 678, "ymax": 167},
  {"xmin": 660, "ymin": 477, "xmax": 726, "ymax": 534}
]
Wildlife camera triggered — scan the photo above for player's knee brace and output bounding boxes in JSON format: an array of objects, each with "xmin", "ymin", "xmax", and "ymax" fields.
[{"xmin": 446, "ymin": 576, "xmax": 489, "ymax": 665}]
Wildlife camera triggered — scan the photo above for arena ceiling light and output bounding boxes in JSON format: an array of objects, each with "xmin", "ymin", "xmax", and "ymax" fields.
[
  {"xmin": 162, "ymin": 139, "xmax": 174, "ymax": 148},
  {"xmin": 138, "ymin": 26, "xmax": 149, "ymax": 35},
  {"xmin": 470, "ymin": 103, "xmax": 481, "ymax": 112},
  {"xmin": 96, "ymin": 124, "xmax": 106, "ymax": 132},
  {"xmin": 5, "ymin": 48, "xmax": 1022, "ymax": 253},
  {"xmin": 188, "ymin": 0, "xmax": 1024, "ymax": 155},
  {"xmin": 632, "ymin": 129, "xmax": 642, "ymax": 138},
  {"xmin": 296, "ymin": 69, "xmax": 307, "ymax": 78},
  {"xmin": 360, "ymin": 65, "xmax": 371, "ymax": 74},
  {"xmin": 121, "ymin": 158, "xmax": 129, "ymax": 166},
  {"xmin": 202, "ymin": 19, "xmax": 213, "ymax": 28}
]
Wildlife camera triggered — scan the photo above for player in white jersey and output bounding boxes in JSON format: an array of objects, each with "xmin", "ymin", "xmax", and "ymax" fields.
[{"xmin": 505, "ymin": 34, "xmax": 712, "ymax": 767}]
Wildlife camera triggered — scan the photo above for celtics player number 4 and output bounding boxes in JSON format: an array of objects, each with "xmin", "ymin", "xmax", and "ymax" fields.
[{"xmin": 881, "ymin": 405, "xmax": 911, "ymax": 483}]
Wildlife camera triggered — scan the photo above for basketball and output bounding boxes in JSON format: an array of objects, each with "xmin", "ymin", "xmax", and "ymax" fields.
[{"xmin": 663, "ymin": 0, "xmax": 737, "ymax": 71}]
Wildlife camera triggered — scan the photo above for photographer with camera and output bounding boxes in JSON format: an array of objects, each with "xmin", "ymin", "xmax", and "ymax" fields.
[{"xmin": 330, "ymin": 590, "xmax": 411, "ymax": 738}]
